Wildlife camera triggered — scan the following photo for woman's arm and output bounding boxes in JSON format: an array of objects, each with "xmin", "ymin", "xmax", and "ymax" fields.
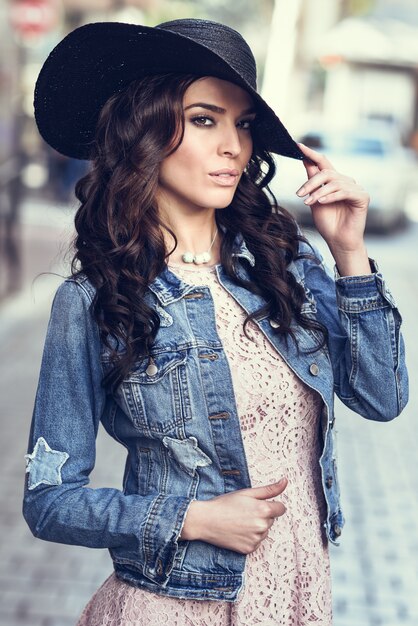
[
  {"xmin": 22, "ymin": 279, "xmax": 193, "ymax": 585},
  {"xmin": 301, "ymin": 241, "xmax": 408, "ymax": 421},
  {"xmin": 293, "ymin": 141, "xmax": 408, "ymax": 421}
]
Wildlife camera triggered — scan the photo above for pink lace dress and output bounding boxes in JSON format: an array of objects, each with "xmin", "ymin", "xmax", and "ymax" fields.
[{"xmin": 77, "ymin": 262, "xmax": 332, "ymax": 625}]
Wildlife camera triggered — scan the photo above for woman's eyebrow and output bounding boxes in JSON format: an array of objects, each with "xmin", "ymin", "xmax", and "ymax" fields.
[{"xmin": 184, "ymin": 102, "xmax": 256, "ymax": 115}]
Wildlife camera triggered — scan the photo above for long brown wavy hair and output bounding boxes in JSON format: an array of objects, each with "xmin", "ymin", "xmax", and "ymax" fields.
[{"xmin": 71, "ymin": 73, "xmax": 325, "ymax": 391}]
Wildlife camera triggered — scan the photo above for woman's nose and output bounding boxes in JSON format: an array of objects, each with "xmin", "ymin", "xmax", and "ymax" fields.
[{"xmin": 218, "ymin": 125, "xmax": 242, "ymax": 157}]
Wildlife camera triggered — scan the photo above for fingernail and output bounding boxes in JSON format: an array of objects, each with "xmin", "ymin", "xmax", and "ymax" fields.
[
  {"xmin": 296, "ymin": 186, "xmax": 306, "ymax": 197},
  {"xmin": 304, "ymin": 195, "xmax": 313, "ymax": 204}
]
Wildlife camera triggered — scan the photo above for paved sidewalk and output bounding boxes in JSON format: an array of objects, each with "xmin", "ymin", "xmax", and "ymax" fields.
[
  {"xmin": 325, "ymin": 226, "xmax": 418, "ymax": 626},
  {"xmin": 0, "ymin": 201, "xmax": 417, "ymax": 625}
]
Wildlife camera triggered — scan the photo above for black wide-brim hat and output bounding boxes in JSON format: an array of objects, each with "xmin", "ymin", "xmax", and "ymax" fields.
[{"xmin": 34, "ymin": 18, "xmax": 306, "ymax": 161}]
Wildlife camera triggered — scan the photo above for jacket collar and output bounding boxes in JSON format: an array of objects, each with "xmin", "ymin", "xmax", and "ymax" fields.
[
  {"xmin": 148, "ymin": 232, "xmax": 255, "ymax": 306},
  {"xmin": 229, "ymin": 231, "xmax": 256, "ymax": 267}
]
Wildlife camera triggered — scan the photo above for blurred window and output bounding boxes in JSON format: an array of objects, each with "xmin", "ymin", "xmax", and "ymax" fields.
[{"xmin": 300, "ymin": 132, "xmax": 387, "ymax": 156}]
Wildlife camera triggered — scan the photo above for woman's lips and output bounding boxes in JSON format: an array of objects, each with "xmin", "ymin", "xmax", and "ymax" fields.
[{"xmin": 209, "ymin": 173, "xmax": 239, "ymax": 187}]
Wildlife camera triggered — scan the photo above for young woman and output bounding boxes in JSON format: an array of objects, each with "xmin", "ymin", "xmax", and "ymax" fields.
[{"xmin": 23, "ymin": 18, "xmax": 408, "ymax": 625}]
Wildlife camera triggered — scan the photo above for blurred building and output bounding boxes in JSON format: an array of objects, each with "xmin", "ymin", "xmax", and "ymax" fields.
[
  {"xmin": 262, "ymin": 0, "xmax": 418, "ymax": 152},
  {"xmin": 318, "ymin": 17, "xmax": 418, "ymax": 145}
]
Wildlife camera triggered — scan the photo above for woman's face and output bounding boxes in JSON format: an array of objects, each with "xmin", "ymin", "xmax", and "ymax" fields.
[{"xmin": 157, "ymin": 76, "xmax": 256, "ymax": 216}]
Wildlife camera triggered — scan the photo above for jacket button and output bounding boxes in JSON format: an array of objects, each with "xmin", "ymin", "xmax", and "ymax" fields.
[
  {"xmin": 333, "ymin": 523, "xmax": 342, "ymax": 537},
  {"xmin": 325, "ymin": 476, "xmax": 333, "ymax": 489},
  {"xmin": 309, "ymin": 363, "xmax": 319, "ymax": 376},
  {"xmin": 146, "ymin": 362, "xmax": 158, "ymax": 376},
  {"xmin": 269, "ymin": 319, "xmax": 280, "ymax": 328}
]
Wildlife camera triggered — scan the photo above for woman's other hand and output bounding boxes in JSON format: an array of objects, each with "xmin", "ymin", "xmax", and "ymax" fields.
[
  {"xmin": 296, "ymin": 142, "xmax": 371, "ymax": 276},
  {"xmin": 179, "ymin": 478, "xmax": 288, "ymax": 554}
]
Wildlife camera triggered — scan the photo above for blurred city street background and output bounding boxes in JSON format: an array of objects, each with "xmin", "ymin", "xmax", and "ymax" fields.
[{"xmin": 1, "ymin": 0, "xmax": 418, "ymax": 624}]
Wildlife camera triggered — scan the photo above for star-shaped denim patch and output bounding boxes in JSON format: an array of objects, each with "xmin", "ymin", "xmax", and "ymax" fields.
[
  {"xmin": 162, "ymin": 435, "xmax": 212, "ymax": 476},
  {"xmin": 25, "ymin": 437, "xmax": 69, "ymax": 491}
]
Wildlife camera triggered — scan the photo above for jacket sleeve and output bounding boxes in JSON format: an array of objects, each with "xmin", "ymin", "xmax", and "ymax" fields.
[
  {"xmin": 22, "ymin": 279, "xmax": 193, "ymax": 584},
  {"xmin": 301, "ymin": 242, "xmax": 408, "ymax": 421}
]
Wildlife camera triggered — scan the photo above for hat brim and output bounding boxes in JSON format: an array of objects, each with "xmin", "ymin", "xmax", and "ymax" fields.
[{"xmin": 34, "ymin": 21, "xmax": 305, "ymax": 161}]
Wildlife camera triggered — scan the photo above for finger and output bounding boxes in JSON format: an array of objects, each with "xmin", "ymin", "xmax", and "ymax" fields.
[
  {"xmin": 313, "ymin": 188, "xmax": 367, "ymax": 205},
  {"xmin": 296, "ymin": 170, "xmax": 341, "ymax": 197},
  {"xmin": 302, "ymin": 158, "xmax": 320, "ymax": 180},
  {"xmin": 298, "ymin": 142, "xmax": 336, "ymax": 172},
  {"xmin": 266, "ymin": 501, "xmax": 287, "ymax": 519},
  {"xmin": 247, "ymin": 477, "xmax": 288, "ymax": 500},
  {"xmin": 302, "ymin": 181, "xmax": 343, "ymax": 205}
]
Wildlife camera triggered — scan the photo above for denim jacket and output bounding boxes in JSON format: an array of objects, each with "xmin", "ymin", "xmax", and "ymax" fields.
[{"xmin": 23, "ymin": 233, "xmax": 408, "ymax": 602}]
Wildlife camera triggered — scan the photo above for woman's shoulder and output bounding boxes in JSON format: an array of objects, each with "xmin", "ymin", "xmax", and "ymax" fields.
[{"xmin": 53, "ymin": 273, "xmax": 97, "ymax": 308}]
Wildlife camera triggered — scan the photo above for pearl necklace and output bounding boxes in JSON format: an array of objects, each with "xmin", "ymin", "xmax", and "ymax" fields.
[{"xmin": 181, "ymin": 228, "xmax": 218, "ymax": 264}]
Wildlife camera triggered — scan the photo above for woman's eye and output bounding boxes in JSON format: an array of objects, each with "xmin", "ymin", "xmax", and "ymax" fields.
[
  {"xmin": 238, "ymin": 119, "xmax": 254, "ymax": 130},
  {"xmin": 190, "ymin": 116, "xmax": 255, "ymax": 129},
  {"xmin": 191, "ymin": 116, "xmax": 214, "ymax": 127}
]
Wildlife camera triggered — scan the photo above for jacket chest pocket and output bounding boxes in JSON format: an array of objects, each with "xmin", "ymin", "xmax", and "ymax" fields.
[{"xmin": 117, "ymin": 350, "xmax": 191, "ymax": 436}]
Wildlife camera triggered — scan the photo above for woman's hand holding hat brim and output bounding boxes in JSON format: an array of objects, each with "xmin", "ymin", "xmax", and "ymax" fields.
[{"xmin": 296, "ymin": 142, "xmax": 371, "ymax": 275}]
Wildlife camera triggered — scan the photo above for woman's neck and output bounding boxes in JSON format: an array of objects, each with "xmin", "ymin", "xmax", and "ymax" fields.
[
  {"xmin": 162, "ymin": 221, "xmax": 222, "ymax": 265},
  {"xmin": 167, "ymin": 238, "xmax": 222, "ymax": 265}
]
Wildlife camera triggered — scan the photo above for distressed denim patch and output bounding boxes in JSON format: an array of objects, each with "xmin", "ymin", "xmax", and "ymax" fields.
[
  {"xmin": 155, "ymin": 303, "xmax": 173, "ymax": 327},
  {"xmin": 25, "ymin": 437, "xmax": 69, "ymax": 491},
  {"xmin": 162, "ymin": 436, "xmax": 212, "ymax": 476}
]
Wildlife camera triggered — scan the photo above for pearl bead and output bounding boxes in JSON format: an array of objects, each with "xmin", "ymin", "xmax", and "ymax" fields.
[
  {"xmin": 182, "ymin": 252, "xmax": 194, "ymax": 263},
  {"xmin": 193, "ymin": 253, "xmax": 206, "ymax": 264},
  {"xmin": 200, "ymin": 251, "xmax": 211, "ymax": 263}
]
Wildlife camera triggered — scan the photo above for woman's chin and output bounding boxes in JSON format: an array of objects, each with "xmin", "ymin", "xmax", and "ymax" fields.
[{"xmin": 207, "ymin": 187, "xmax": 237, "ymax": 206}]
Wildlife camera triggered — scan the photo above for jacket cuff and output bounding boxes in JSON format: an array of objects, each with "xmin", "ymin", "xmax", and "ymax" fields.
[
  {"xmin": 143, "ymin": 494, "xmax": 194, "ymax": 586},
  {"xmin": 334, "ymin": 257, "xmax": 377, "ymax": 280},
  {"xmin": 334, "ymin": 258, "xmax": 398, "ymax": 312}
]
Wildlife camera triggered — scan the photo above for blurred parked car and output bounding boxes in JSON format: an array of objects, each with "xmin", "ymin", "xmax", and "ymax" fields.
[{"xmin": 270, "ymin": 121, "xmax": 417, "ymax": 232}]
